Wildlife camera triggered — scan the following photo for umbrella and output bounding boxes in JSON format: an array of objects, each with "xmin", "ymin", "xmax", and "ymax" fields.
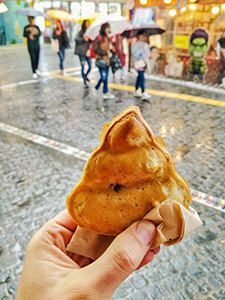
[
  {"xmin": 47, "ymin": 9, "xmax": 76, "ymax": 22},
  {"xmin": 85, "ymin": 14, "xmax": 130, "ymax": 40},
  {"xmin": 122, "ymin": 25, "xmax": 165, "ymax": 38},
  {"xmin": 123, "ymin": 7, "xmax": 165, "ymax": 38},
  {"xmin": 76, "ymin": 13, "xmax": 99, "ymax": 25},
  {"xmin": 15, "ymin": 7, "xmax": 46, "ymax": 17},
  {"xmin": 0, "ymin": 1, "xmax": 8, "ymax": 14}
]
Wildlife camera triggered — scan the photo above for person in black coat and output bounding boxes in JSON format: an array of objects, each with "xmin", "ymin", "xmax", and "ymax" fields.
[
  {"xmin": 53, "ymin": 20, "xmax": 70, "ymax": 74},
  {"xmin": 75, "ymin": 20, "xmax": 92, "ymax": 88},
  {"xmin": 23, "ymin": 16, "xmax": 41, "ymax": 79}
]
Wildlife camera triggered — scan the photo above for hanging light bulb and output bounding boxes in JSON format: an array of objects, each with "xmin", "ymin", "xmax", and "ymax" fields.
[
  {"xmin": 222, "ymin": 4, "xmax": 225, "ymax": 11},
  {"xmin": 189, "ymin": 4, "xmax": 197, "ymax": 11},
  {"xmin": 140, "ymin": 0, "xmax": 147, "ymax": 4},
  {"xmin": 164, "ymin": 0, "xmax": 172, "ymax": 4},
  {"xmin": 211, "ymin": 6, "xmax": 220, "ymax": 14},
  {"xmin": 181, "ymin": 7, "xmax": 187, "ymax": 12},
  {"xmin": 169, "ymin": 9, "xmax": 177, "ymax": 17},
  {"xmin": 190, "ymin": 0, "xmax": 197, "ymax": 2},
  {"xmin": 0, "ymin": 1, "xmax": 8, "ymax": 13}
]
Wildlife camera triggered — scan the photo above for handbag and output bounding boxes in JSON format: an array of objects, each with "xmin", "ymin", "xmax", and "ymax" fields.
[
  {"xmin": 110, "ymin": 53, "xmax": 122, "ymax": 74},
  {"xmin": 51, "ymin": 38, "xmax": 59, "ymax": 52},
  {"xmin": 134, "ymin": 59, "xmax": 146, "ymax": 70},
  {"xmin": 95, "ymin": 58, "xmax": 107, "ymax": 69}
]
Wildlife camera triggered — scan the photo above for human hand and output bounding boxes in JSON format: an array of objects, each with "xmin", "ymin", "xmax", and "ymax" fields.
[
  {"xmin": 29, "ymin": 33, "xmax": 34, "ymax": 40},
  {"xmin": 83, "ymin": 34, "xmax": 89, "ymax": 42},
  {"xmin": 16, "ymin": 210, "xmax": 159, "ymax": 300}
]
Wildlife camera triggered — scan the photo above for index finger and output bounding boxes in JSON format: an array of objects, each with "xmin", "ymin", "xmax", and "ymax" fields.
[{"xmin": 53, "ymin": 209, "xmax": 77, "ymax": 232}]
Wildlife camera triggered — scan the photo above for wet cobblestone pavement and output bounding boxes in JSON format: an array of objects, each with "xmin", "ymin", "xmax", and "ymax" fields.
[{"xmin": 0, "ymin": 46, "xmax": 225, "ymax": 299}]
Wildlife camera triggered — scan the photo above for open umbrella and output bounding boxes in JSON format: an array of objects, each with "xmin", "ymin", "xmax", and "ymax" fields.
[
  {"xmin": 0, "ymin": 1, "xmax": 8, "ymax": 13},
  {"xmin": 76, "ymin": 13, "xmax": 99, "ymax": 25},
  {"xmin": 122, "ymin": 25, "xmax": 165, "ymax": 38},
  {"xmin": 123, "ymin": 7, "xmax": 165, "ymax": 38},
  {"xmin": 47, "ymin": 9, "xmax": 76, "ymax": 22},
  {"xmin": 15, "ymin": 7, "xmax": 46, "ymax": 17},
  {"xmin": 85, "ymin": 14, "xmax": 130, "ymax": 40}
]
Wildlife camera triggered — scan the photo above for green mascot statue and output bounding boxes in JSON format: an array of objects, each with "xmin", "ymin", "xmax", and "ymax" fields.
[{"xmin": 188, "ymin": 28, "xmax": 209, "ymax": 81}]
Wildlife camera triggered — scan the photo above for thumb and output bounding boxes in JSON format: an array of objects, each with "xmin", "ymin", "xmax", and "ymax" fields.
[{"xmin": 86, "ymin": 220, "xmax": 156, "ymax": 298}]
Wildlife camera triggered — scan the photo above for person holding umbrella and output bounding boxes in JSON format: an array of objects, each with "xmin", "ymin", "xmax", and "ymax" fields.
[
  {"xmin": 93, "ymin": 23, "xmax": 115, "ymax": 100},
  {"xmin": 75, "ymin": 20, "xmax": 92, "ymax": 88},
  {"xmin": 53, "ymin": 19, "xmax": 70, "ymax": 75},
  {"xmin": 132, "ymin": 30, "xmax": 151, "ymax": 100},
  {"xmin": 23, "ymin": 16, "xmax": 41, "ymax": 79}
]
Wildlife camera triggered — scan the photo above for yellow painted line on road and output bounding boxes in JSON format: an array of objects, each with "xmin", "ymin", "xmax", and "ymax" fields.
[{"xmin": 56, "ymin": 75, "xmax": 225, "ymax": 108}]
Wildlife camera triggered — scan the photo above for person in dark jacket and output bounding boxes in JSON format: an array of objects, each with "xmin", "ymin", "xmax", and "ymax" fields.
[
  {"xmin": 93, "ymin": 23, "xmax": 115, "ymax": 100},
  {"xmin": 75, "ymin": 20, "xmax": 92, "ymax": 88},
  {"xmin": 53, "ymin": 20, "xmax": 70, "ymax": 75},
  {"xmin": 23, "ymin": 16, "xmax": 41, "ymax": 79}
]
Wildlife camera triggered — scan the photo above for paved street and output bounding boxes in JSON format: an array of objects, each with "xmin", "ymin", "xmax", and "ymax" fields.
[{"xmin": 0, "ymin": 45, "xmax": 225, "ymax": 299}]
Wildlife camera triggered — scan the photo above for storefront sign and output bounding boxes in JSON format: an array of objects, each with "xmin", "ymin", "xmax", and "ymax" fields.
[{"xmin": 174, "ymin": 35, "xmax": 189, "ymax": 49}]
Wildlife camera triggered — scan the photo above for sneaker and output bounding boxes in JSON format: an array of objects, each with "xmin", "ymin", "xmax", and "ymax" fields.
[
  {"xmin": 32, "ymin": 73, "xmax": 38, "ymax": 79},
  {"xmin": 121, "ymin": 77, "xmax": 125, "ymax": 82},
  {"xmin": 61, "ymin": 70, "xmax": 66, "ymax": 76},
  {"xmin": 103, "ymin": 93, "xmax": 115, "ymax": 100},
  {"xmin": 141, "ymin": 92, "xmax": 151, "ymax": 100},
  {"xmin": 35, "ymin": 69, "xmax": 41, "ymax": 76},
  {"xmin": 133, "ymin": 90, "xmax": 142, "ymax": 98},
  {"xmin": 84, "ymin": 83, "xmax": 89, "ymax": 89}
]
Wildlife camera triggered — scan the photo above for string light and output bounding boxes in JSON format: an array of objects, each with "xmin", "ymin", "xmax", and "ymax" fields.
[
  {"xmin": 211, "ymin": 6, "xmax": 220, "ymax": 14},
  {"xmin": 169, "ymin": 9, "xmax": 177, "ymax": 17},
  {"xmin": 181, "ymin": 7, "xmax": 187, "ymax": 12},
  {"xmin": 222, "ymin": 4, "xmax": 225, "ymax": 10},
  {"xmin": 189, "ymin": 4, "xmax": 197, "ymax": 10},
  {"xmin": 140, "ymin": 0, "xmax": 147, "ymax": 5},
  {"xmin": 164, "ymin": 0, "xmax": 172, "ymax": 4}
]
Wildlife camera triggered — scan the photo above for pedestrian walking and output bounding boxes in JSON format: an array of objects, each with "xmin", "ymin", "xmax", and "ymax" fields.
[
  {"xmin": 75, "ymin": 20, "xmax": 92, "ymax": 88},
  {"xmin": 93, "ymin": 23, "xmax": 115, "ymax": 100},
  {"xmin": 53, "ymin": 20, "xmax": 70, "ymax": 75},
  {"xmin": 132, "ymin": 30, "xmax": 151, "ymax": 100},
  {"xmin": 23, "ymin": 16, "xmax": 41, "ymax": 79}
]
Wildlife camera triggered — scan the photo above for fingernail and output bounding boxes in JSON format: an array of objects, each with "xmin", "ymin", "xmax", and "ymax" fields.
[{"xmin": 135, "ymin": 220, "xmax": 156, "ymax": 246}]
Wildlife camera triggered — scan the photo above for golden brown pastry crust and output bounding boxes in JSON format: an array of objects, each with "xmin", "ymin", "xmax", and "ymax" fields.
[{"xmin": 67, "ymin": 106, "xmax": 192, "ymax": 236}]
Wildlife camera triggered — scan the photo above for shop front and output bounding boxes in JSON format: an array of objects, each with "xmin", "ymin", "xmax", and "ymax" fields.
[{"xmin": 134, "ymin": 0, "xmax": 225, "ymax": 85}]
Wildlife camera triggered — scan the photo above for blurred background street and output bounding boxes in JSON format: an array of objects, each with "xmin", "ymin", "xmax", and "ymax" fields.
[{"xmin": 0, "ymin": 0, "xmax": 225, "ymax": 299}]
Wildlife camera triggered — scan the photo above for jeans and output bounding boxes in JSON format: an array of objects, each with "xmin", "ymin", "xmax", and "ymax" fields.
[
  {"xmin": 95, "ymin": 67, "xmax": 109, "ymax": 94},
  {"xmin": 79, "ymin": 56, "xmax": 92, "ymax": 84},
  {"xmin": 28, "ymin": 46, "xmax": 40, "ymax": 73},
  {"xmin": 135, "ymin": 70, "xmax": 145, "ymax": 93},
  {"xmin": 58, "ymin": 48, "xmax": 65, "ymax": 70}
]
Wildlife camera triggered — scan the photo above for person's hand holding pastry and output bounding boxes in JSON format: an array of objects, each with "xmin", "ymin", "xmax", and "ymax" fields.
[{"xmin": 17, "ymin": 106, "xmax": 202, "ymax": 300}]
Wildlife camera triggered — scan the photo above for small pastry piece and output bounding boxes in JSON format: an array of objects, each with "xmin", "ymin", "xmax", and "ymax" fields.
[{"xmin": 67, "ymin": 106, "xmax": 192, "ymax": 236}]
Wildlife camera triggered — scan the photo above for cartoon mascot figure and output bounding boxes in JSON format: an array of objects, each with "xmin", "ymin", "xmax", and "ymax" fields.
[{"xmin": 188, "ymin": 28, "xmax": 209, "ymax": 81}]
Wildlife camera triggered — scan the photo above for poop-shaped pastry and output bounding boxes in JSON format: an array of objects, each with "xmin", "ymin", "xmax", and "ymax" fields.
[{"xmin": 67, "ymin": 106, "xmax": 192, "ymax": 236}]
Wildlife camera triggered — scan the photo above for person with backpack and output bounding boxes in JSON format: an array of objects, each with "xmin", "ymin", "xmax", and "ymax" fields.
[
  {"xmin": 75, "ymin": 20, "xmax": 92, "ymax": 88},
  {"xmin": 93, "ymin": 23, "xmax": 115, "ymax": 100},
  {"xmin": 53, "ymin": 19, "xmax": 70, "ymax": 75},
  {"xmin": 132, "ymin": 30, "xmax": 151, "ymax": 100}
]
